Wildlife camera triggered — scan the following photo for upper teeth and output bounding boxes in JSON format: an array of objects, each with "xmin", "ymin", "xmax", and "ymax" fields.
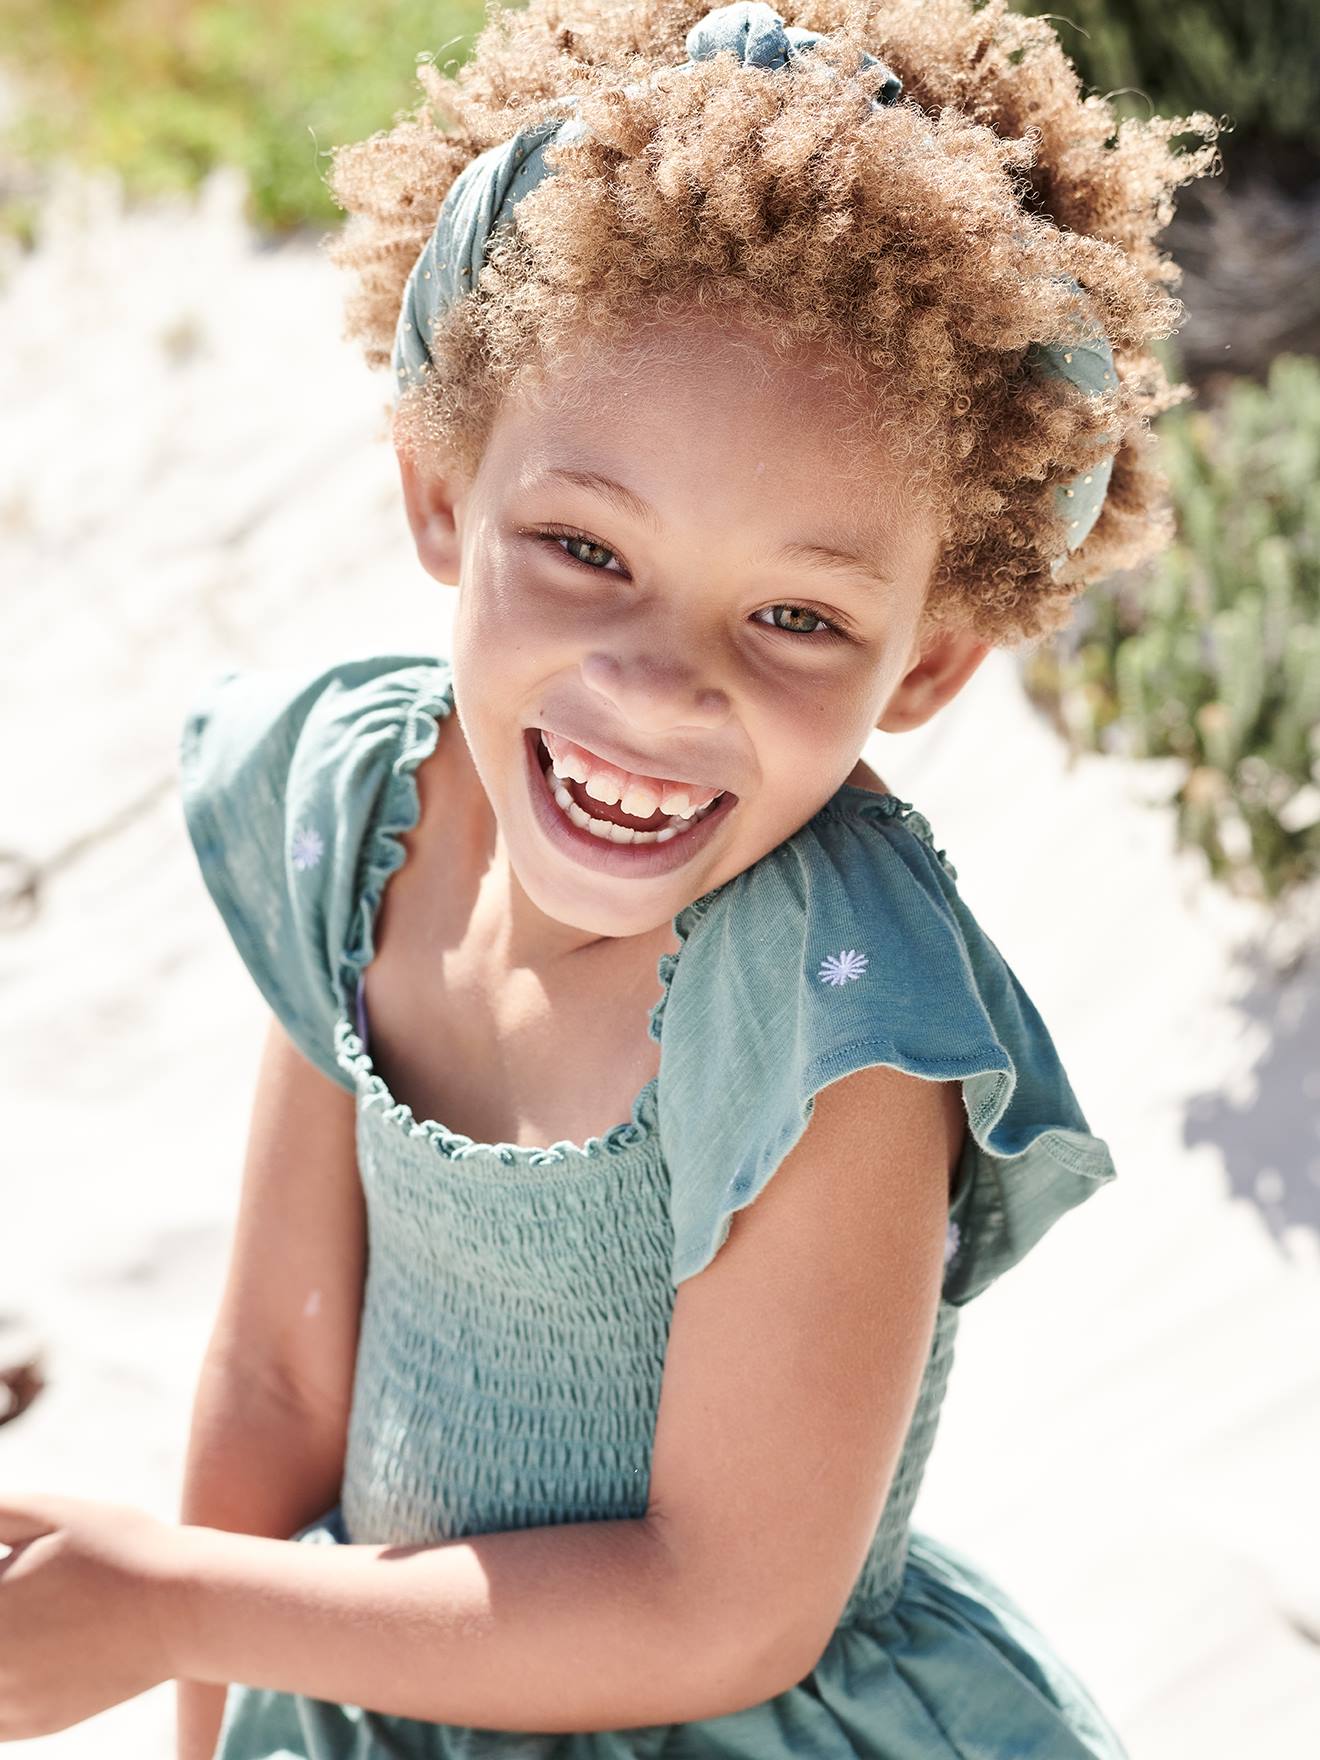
[
  {"xmin": 540, "ymin": 730, "xmax": 724, "ymax": 821},
  {"xmin": 548, "ymin": 778, "xmax": 718, "ymax": 843}
]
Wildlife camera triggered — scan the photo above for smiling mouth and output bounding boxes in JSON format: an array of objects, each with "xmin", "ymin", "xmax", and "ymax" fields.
[{"xmin": 533, "ymin": 729, "xmax": 732, "ymax": 844}]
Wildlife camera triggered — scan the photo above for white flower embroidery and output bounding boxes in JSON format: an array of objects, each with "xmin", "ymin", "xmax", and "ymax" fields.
[
  {"xmin": 291, "ymin": 824, "xmax": 324, "ymax": 872},
  {"xmin": 817, "ymin": 948, "xmax": 869, "ymax": 986},
  {"xmin": 944, "ymin": 1220, "xmax": 961, "ymax": 1266}
]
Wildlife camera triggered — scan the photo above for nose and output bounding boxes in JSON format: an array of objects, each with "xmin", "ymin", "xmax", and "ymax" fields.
[{"xmin": 580, "ymin": 651, "xmax": 731, "ymax": 732}]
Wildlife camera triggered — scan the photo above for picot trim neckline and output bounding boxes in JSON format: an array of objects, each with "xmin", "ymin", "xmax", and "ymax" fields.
[{"xmin": 329, "ymin": 657, "xmax": 954, "ymax": 1167}]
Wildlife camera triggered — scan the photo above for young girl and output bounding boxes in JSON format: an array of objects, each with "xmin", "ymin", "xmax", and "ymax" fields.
[{"xmin": 0, "ymin": 1, "xmax": 1217, "ymax": 1754}]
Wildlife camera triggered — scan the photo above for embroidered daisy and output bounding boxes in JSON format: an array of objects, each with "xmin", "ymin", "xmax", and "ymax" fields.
[
  {"xmin": 817, "ymin": 948, "xmax": 868, "ymax": 986},
  {"xmin": 944, "ymin": 1220, "xmax": 961, "ymax": 1267},
  {"xmin": 290, "ymin": 824, "xmax": 324, "ymax": 872}
]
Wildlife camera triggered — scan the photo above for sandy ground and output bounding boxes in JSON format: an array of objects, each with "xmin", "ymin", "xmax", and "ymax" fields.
[{"xmin": 1, "ymin": 164, "xmax": 1318, "ymax": 1759}]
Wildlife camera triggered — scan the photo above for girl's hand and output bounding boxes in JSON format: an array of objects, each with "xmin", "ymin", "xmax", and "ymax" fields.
[{"xmin": 0, "ymin": 1490, "xmax": 178, "ymax": 1741}]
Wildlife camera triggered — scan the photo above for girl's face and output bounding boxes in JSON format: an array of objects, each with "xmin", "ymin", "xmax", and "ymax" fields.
[{"xmin": 403, "ymin": 311, "xmax": 984, "ymax": 947}]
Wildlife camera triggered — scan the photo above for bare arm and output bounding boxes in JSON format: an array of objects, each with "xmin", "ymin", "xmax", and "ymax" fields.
[
  {"xmin": 150, "ymin": 1059, "xmax": 959, "ymax": 1736},
  {"xmin": 175, "ymin": 1015, "xmax": 366, "ymax": 1759},
  {"xmin": 175, "ymin": 1372, "xmax": 350, "ymax": 1760}
]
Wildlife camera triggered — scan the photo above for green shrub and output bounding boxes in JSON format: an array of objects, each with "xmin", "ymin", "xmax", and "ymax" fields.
[
  {"xmin": 1012, "ymin": 0, "xmax": 1320, "ymax": 152},
  {"xmin": 1022, "ymin": 354, "xmax": 1320, "ymax": 903},
  {"xmin": 1, "ymin": 0, "xmax": 489, "ymax": 235}
]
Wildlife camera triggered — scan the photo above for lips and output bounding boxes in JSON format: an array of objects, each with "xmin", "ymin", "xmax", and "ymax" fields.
[{"xmin": 523, "ymin": 727, "xmax": 738, "ymax": 877}]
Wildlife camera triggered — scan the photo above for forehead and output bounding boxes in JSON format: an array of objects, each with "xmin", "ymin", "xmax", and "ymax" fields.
[{"xmin": 482, "ymin": 309, "xmax": 930, "ymax": 535}]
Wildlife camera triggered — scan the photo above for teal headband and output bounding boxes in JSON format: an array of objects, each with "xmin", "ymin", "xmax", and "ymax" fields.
[{"xmin": 392, "ymin": 0, "xmax": 1115, "ymax": 554}]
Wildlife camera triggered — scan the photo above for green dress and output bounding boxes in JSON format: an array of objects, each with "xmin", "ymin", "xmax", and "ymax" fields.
[{"xmin": 179, "ymin": 652, "xmax": 1129, "ymax": 1759}]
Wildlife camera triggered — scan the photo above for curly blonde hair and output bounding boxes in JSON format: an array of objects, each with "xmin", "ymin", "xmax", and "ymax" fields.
[{"xmin": 324, "ymin": 0, "xmax": 1219, "ymax": 647}]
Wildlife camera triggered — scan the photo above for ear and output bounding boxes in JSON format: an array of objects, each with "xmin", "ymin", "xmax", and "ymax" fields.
[
  {"xmin": 877, "ymin": 622, "xmax": 993, "ymax": 733},
  {"xmin": 395, "ymin": 442, "xmax": 466, "ymax": 585}
]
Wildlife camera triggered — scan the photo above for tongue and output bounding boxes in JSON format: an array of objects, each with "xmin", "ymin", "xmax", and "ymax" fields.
[{"xmin": 566, "ymin": 777, "xmax": 670, "ymax": 830}]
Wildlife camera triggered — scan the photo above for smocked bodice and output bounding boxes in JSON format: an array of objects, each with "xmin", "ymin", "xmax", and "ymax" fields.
[{"xmin": 337, "ymin": 1033, "xmax": 959, "ymax": 1627}]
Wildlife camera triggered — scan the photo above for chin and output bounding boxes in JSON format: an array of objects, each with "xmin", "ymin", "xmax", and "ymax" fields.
[{"xmin": 519, "ymin": 864, "xmax": 676, "ymax": 941}]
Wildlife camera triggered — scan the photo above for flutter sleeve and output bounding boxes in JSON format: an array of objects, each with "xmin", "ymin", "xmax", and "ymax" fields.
[
  {"xmin": 648, "ymin": 791, "xmax": 1117, "ymax": 1303},
  {"xmin": 177, "ymin": 653, "xmax": 441, "ymax": 1094}
]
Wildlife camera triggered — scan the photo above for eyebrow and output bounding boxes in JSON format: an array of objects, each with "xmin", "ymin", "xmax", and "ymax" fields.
[
  {"xmin": 538, "ymin": 467, "xmax": 897, "ymax": 593},
  {"xmin": 544, "ymin": 468, "xmax": 662, "ymax": 533}
]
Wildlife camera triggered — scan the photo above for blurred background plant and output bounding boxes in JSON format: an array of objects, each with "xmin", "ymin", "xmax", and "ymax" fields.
[
  {"xmin": 1015, "ymin": 0, "xmax": 1320, "ymax": 379},
  {"xmin": 0, "ymin": 0, "xmax": 486, "ymax": 241},
  {"xmin": 1018, "ymin": 0, "xmax": 1319, "ymax": 155},
  {"xmin": 1022, "ymin": 355, "xmax": 1320, "ymax": 903},
  {"xmin": 1, "ymin": 0, "xmax": 1316, "ymax": 907},
  {"xmin": 1010, "ymin": 0, "xmax": 1320, "ymax": 909}
]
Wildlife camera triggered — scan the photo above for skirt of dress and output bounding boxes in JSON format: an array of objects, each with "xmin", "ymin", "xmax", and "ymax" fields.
[{"xmin": 212, "ymin": 1512, "xmax": 1129, "ymax": 1760}]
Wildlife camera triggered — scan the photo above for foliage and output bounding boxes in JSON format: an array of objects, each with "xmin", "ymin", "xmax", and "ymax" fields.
[
  {"xmin": 8, "ymin": 0, "xmax": 1317, "ymax": 235},
  {"xmin": 0, "ymin": 0, "xmax": 488, "ymax": 235},
  {"xmin": 1023, "ymin": 354, "xmax": 1320, "ymax": 903},
  {"xmin": 1012, "ymin": 0, "xmax": 1320, "ymax": 154}
]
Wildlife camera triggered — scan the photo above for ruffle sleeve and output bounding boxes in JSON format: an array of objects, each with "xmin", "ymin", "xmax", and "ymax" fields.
[
  {"xmin": 177, "ymin": 653, "xmax": 443, "ymax": 1094},
  {"xmin": 648, "ymin": 789, "xmax": 1117, "ymax": 1303}
]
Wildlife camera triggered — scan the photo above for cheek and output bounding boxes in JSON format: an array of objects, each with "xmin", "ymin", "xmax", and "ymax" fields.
[
  {"xmin": 754, "ymin": 704, "xmax": 861, "ymax": 802},
  {"xmin": 455, "ymin": 542, "xmax": 559, "ymax": 656},
  {"xmin": 752, "ymin": 666, "xmax": 886, "ymax": 806},
  {"xmin": 761, "ymin": 664, "xmax": 877, "ymax": 746}
]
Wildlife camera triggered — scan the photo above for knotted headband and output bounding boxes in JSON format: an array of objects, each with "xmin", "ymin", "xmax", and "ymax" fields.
[{"xmin": 392, "ymin": 0, "xmax": 1115, "ymax": 553}]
